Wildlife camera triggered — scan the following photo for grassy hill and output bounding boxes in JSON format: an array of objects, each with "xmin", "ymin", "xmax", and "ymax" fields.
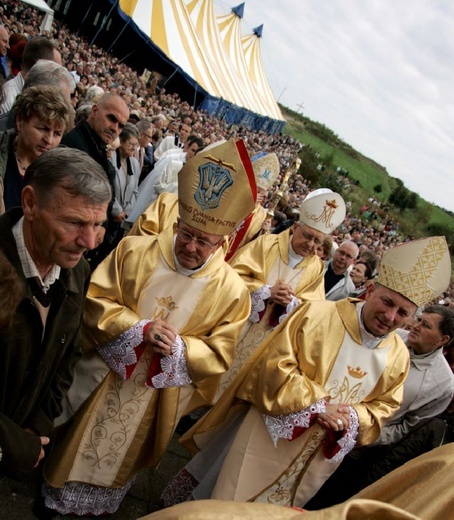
[{"xmin": 281, "ymin": 105, "xmax": 454, "ymax": 249}]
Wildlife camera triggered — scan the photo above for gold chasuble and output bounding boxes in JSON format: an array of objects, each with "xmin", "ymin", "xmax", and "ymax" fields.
[
  {"xmin": 128, "ymin": 192, "xmax": 179, "ymax": 237},
  {"xmin": 43, "ymin": 226, "xmax": 250, "ymax": 502},
  {"xmin": 176, "ymin": 299, "xmax": 409, "ymax": 508},
  {"xmin": 216, "ymin": 229, "xmax": 324, "ymax": 399}
]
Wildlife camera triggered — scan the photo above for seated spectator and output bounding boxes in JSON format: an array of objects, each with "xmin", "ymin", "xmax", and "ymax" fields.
[
  {"xmin": 349, "ymin": 260, "xmax": 374, "ymax": 299},
  {"xmin": 0, "ymin": 85, "xmax": 74, "ymax": 211},
  {"xmin": 0, "ymin": 59, "xmax": 76, "ymax": 132},
  {"xmin": 0, "ymin": 36, "xmax": 62, "ymax": 113},
  {"xmin": 316, "ymin": 235, "xmax": 334, "ymax": 261},
  {"xmin": 109, "ymin": 123, "xmax": 140, "ymax": 230}
]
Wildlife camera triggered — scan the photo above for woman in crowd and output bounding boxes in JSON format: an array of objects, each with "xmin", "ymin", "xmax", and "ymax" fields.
[
  {"xmin": 109, "ymin": 123, "xmax": 140, "ymax": 224},
  {"xmin": 349, "ymin": 260, "xmax": 374, "ymax": 299},
  {"xmin": 0, "ymin": 85, "xmax": 74, "ymax": 212}
]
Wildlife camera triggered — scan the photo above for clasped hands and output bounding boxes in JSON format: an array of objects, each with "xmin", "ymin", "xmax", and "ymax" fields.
[
  {"xmin": 145, "ymin": 318, "xmax": 177, "ymax": 357},
  {"xmin": 269, "ymin": 280, "xmax": 295, "ymax": 306},
  {"xmin": 318, "ymin": 403, "xmax": 350, "ymax": 432}
]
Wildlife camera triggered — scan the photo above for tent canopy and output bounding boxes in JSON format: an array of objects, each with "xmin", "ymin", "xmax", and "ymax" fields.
[
  {"xmin": 118, "ymin": 0, "xmax": 285, "ymax": 130},
  {"xmin": 49, "ymin": 0, "xmax": 285, "ymax": 132},
  {"xmin": 19, "ymin": 0, "xmax": 54, "ymax": 31}
]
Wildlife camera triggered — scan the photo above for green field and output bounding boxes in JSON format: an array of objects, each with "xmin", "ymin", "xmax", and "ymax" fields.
[{"xmin": 281, "ymin": 106, "xmax": 454, "ymax": 243}]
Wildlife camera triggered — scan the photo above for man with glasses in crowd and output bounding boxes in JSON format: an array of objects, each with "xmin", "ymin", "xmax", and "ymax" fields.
[
  {"xmin": 42, "ymin": 139, "xmax": 257, "ymax": 516},
  {"xmin": 324, "ymin": 240, "xmax": 359, "ymax": 301}
]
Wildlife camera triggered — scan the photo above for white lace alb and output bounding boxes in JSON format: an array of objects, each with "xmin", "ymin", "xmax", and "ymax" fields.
[
  {"xmin": 249, "ymin": 285, "xmax": 272, "ymax": 322},
  {"xmin": 263, "ymin": 398, "xmax": 327, "ymax": 446},
  {"xmin": 97, "ymin": 319, "xmax": 150, "ymax": 379},
  {"xmin": 150, "ymin": 335, "xmax": 192, "ymax": 388},
  {"xmin": 326, "ymin": 406, "xmax": 359, "ymax": 462},
  {"xmin": 277, "ymin": 295, "xmax": 301, "ymax": 325}
]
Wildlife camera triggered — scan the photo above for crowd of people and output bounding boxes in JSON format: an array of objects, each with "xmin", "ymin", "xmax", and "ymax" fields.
[{"xmin": 0, "ymin": 1, "xmax": 453, "ymax": 519}]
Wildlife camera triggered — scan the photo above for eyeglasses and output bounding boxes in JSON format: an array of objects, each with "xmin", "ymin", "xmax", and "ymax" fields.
[
  {"xmin": 176, "ymin": 227, "xmax": 223, "ymax": 250},
  {"xmin": 142, "ymin": 132, "xmax": 153, "ymax": 139},
  {"xmin": 336, "ymin": 249, "xmax": 356, "ymax": 260},
  {"xmin": 300, "ymin": 230, "xmax": 322, "ymax": 246}
]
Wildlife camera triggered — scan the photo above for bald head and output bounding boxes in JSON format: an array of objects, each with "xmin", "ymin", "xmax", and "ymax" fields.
[
  {"xmin": 0, "ymin": 25, "xmax": 9, "ymax": 57},
  {"xmin": 87, "ymin": 93, "xmax": 130, "ymax": 145},
  {"xmin": 331, "ymin": 240, "xmax": 359, "ymax": 275}
]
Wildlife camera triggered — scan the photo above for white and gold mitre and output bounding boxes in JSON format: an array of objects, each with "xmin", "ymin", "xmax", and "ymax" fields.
[
  {"xmin": 251, "ymin": 152, "xmax": 279, "ymax": 191},
  {"xmin": 298, "ymin": 188, "xmax": 346, "ymax": 233},
  {"xmin": 377, "ymin": 236, "xmax": 451, "ymax": 307},
  {"xmin": 178, "ymin": 139, "xmax": 257, "ymax": 236}
]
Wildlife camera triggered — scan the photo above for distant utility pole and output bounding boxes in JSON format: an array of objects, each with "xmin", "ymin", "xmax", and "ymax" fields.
[
  {"xmin": 296, "ymin": 102, "xmax": 304, "ymax": 114},
  {"xmin": 277, "ymin": 86, "xmax": 287, "ymax": 103}
]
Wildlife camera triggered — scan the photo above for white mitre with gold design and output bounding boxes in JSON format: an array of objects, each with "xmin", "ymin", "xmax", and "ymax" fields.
[
  {"xmin": 377, "ymin": 236, "xmax": 451, "ymax": 307},
  {"xmin": 299, "ymin": 188, "xmax": 346, "ymax": 233}
]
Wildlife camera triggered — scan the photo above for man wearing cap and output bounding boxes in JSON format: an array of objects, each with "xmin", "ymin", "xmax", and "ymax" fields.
[
  {"xmin": 164, "ymin": 237, "xmax": 451, "ymax": 509},
  {"xmin": 42, "ymin": 140, "xmax": 256, "ymax": 516},
  {"xmin": 214, "ymin": 189, "xmax": 346, "ymax": 400},
  {"xmin": 128, "ymin": 152, "xmax": 277, "ymax": 253}
]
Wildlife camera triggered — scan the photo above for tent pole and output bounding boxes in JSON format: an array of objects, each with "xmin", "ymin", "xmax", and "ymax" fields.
[
  {"xmin": 78, "ymin": 3, "xmax": 93, "ymax": 36},
  {"xmin": 90, "ymin": 0, "xmax": 120, "ymax": 47},
  {"xmin": 192, "ymin": 85, "xmax": 198, "ymax": 109},
  {"xmin": 162, "ymin": 68, "xmax": 179, "ymax": 86},
  {"xmin": 117, "ymin": 41, "xmax": 148, "ymax": 63},
  {"xmin": 107, "ymin": 18, "xmax": 130, "ymax": 52}
]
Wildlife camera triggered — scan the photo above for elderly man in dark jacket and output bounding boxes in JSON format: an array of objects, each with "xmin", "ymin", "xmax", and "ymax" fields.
[{"xmin": 0, "ymin": 148, "xmax": 111, "ymax": 480}]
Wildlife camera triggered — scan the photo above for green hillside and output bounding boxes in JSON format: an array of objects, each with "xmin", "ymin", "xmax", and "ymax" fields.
[{"xmin": 281, "ymin": 105, "xmax": 454, "ymax": 249}]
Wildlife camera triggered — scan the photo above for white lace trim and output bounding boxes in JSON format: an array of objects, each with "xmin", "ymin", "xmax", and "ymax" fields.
[
  {"xmin": 97, "ymin": 319, "xmax": 150, "ymax": 379},
  {"xmin": 250, "ymin": 285, "xmax": 272, "ymax": 322},
  {"xmin": 263, "ymin": 398, "xmax": 327, "ymax": 446},
  {"xmin": 277, "ymin": 295, "xmax": 301, "ymax": 325},
  {"xmin": 150, "ymin": 335, "xmax": 192, "ymax": 388},
  {"xmin": 327, "ymin": 406, "xmax": 359, "ymax": 463},
  {"xmin": 42, "ymin": 479, "xmax": 134, "ymax": 516}
]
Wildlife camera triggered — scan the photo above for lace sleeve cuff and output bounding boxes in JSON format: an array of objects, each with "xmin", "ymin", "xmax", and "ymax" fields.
[
  {"xmin": 277, "ymin": 295, "xmax": 301, "ymax": 325},
  {"xmin": 323, "ymin": 406, "xmax": 359, "ymax": 463},
  {"xmin": 149, "ymin": 335, "xmax": 193, "ymax": 388},
  {"xmin": 97, "ymin": 319, "xmax": 150, "ymax": 379},
  {"xmin": 262, "ymin": 398, "xmax": 327, "ymax": 447},
  {"xmin": 250, "ymin": 285, "xmax": 272, "ymax": 322}
]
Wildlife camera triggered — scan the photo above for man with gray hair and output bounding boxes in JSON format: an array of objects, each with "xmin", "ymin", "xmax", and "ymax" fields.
[
  {"xmin": 0, "ymin": 37, "xmax": 62, "ymax": 114},
  {"xmin": 0, "ymin": 59, "xmax": 75, "ymax": 131},
  {"xmin": 136, "ymin": 119, "xmax": 155, "ymax": 181},
  {"xmin": 0, "ymin": 147, "xmax": 111, "ymax": 480}
]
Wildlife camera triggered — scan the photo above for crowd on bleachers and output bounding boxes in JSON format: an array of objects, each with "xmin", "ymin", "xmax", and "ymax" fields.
[{"xmin": 0, "ymin": 2, "xmax": 453, "ymax": 518}]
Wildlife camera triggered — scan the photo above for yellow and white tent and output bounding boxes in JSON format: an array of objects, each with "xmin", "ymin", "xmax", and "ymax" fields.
[
  {"xmin": 117, "ymin": 0, "xmax": 285, "ymax": 130},
  {"xmin": 50, "ymin": 0, "xmax": 285, "ymax": 131}
]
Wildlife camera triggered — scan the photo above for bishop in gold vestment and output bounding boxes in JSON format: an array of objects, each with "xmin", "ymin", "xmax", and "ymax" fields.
[
  {"xmin": 42, "ymin": 139, "xmax": 257, "ymax": 516},
  {"xmin": 215, "ymin": 189, "xmax": 347, "ymax": 400},
  {"xmin": 164, "ymin": 236, "xmax": 450, "ymax": 509}
]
